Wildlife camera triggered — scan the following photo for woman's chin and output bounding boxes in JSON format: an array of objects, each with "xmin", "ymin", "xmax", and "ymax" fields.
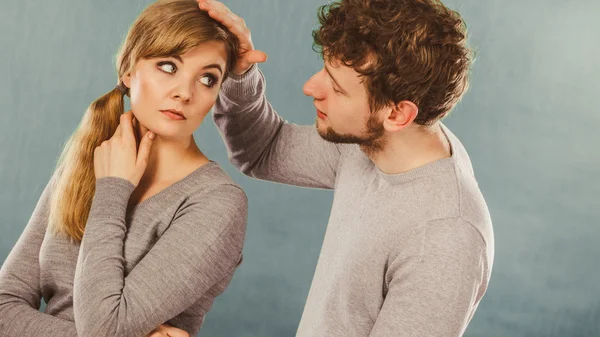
[
  {"xmin": 150, "ymin": 127, "xmax": 192, "ymax": 141},
  {"xmin": 135, "ymin": 117, "xmax": 195, "ymax": 141}
]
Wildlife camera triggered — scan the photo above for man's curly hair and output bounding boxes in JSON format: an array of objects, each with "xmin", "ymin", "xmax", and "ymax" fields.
[{"xmin": 312, "ymin": 0, "xmax": 473, "ymax": 125}]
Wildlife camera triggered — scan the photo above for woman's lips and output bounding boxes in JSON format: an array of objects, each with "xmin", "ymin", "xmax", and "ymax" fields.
[{"xmin": 160, "ymin": 109, "xmax": 186, "ymax": 120}]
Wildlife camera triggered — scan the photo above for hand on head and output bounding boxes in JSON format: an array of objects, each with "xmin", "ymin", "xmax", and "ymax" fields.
[{"xmin": 196, "ymin": 0, "xmax": 268, "ymax": 75}]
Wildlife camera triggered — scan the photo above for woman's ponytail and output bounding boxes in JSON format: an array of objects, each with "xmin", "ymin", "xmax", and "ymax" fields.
[{"xmin": 47, "ymin": 84, "xmax": 126, "ymax": 242}]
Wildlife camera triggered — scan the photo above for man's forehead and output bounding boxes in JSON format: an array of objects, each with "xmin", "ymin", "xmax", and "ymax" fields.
[{"xmin": 324, "ymin": 57, "xmax": 368, "ymax": 87}]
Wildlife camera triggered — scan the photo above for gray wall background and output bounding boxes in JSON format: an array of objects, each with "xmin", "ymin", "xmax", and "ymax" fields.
[{"xmin": 1, "ymin": 0, "xmax": 598, "ymax": 336}]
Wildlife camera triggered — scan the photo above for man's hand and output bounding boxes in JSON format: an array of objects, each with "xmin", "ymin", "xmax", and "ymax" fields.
[{"xmin": 197, "ymin": 0, "xmax": 267, "ymax": 75}]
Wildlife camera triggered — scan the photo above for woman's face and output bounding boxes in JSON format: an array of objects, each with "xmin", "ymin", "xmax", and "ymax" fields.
[{"xmin": 123, "ymin": 41, "xmax": 228, "ymax": 140}]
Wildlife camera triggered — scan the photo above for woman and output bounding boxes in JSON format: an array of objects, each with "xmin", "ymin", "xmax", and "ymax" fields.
[{"xmin": 0, "ymin": 0, "xmax": 247, "ymax": 336}]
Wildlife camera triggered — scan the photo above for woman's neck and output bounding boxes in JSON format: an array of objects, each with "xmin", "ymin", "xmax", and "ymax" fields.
[{"xmin": 136, "ymin": 132, "xmax": 209, "ymax": 186}]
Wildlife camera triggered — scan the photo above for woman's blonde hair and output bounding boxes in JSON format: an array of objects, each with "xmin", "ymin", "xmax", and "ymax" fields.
[{"xmin": 47, "ymin": 0, "xmax": 239, "ymax": 241}]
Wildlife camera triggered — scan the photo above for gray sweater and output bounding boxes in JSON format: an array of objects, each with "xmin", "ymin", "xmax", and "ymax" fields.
[
  {"xmin": 213, "ymin": 65, "xmax": 495, "ymax": 337},
  {"xmin": 0, "ymin": 161, "xmax": 247, "ymax": 337}
]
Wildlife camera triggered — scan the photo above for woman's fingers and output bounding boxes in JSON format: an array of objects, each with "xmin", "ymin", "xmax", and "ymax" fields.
[
  {"xmin": 119, "ymin": 112, "xmax": 136, "ymax": 145},
  {"xmin": 153, "ymin": 324, "xmax": 190, "ymax": 337}
]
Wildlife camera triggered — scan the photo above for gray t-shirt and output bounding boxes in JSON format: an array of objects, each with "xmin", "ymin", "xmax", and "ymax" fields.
[
  {"xmin": 0, "ymin": 161, "xmax": 247, "ymax": 337},
  {"xmin": 212, "ymin": 65, "xmax": 495, "ymax": 337}
]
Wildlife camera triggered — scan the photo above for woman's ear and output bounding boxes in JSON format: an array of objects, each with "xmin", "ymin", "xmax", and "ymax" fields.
[{"xmin": 122, "ymin": 73, "xmax": 131, "ymax": 88}]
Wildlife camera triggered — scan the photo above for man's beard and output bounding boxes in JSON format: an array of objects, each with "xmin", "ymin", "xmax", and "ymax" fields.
[{"xmin": 316, "ymin": 113, "xmax": 386, "ymax": 156}]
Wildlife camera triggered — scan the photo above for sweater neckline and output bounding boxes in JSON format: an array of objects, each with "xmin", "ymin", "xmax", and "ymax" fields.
[
  {"xmin": 375, "ymin": 124, "xmax": 458, "ymax": 185},
  {"xmin": 127, "ymin": 161, "xmax": 218, "ymax": 213}
]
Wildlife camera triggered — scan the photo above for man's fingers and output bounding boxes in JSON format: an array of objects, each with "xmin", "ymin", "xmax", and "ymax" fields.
[
  {"xmin": 205, "ymin": 8, "xmax": 253, "ymax": 54},
  {"xmin": 199, "ymin": 1, "xmax": 244, "ymax": 33},
  {"xmin": 197, "ymin": 0, "xmax": 264, "ymax": 75},
  {"xmin": 247, "ymin": 50, "xmax": 268, "ymax": 64},
  {"xmin": 202, "ymin": 10, "xmax": 265, "ymax": 60},
  {"xmin": 207, "ymin": 8, "xmax": 237, "ymax": 30},
  {"xmin": 238, "ymin": 51, "xmax": 268, "ymax": 74},
  {"xmin": 199, "ymin": 0, "xmax": 237, "ymax": 20}
]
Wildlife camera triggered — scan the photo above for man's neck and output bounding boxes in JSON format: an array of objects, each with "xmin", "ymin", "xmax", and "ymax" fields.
[{"xmin": 365, "ymin": 123, "xmax": 452, "ymax": 175}]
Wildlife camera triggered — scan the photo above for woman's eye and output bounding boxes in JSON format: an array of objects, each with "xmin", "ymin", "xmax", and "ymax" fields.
[
  {"xmin": 199, "ymin": 75, "xmax": 216, "ymax": 88},
  {"xmin": 158, "ymin": 62, "xmax": 176, "ymax": 74}
]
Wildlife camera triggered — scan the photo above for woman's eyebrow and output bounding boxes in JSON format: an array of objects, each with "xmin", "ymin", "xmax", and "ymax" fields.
[
  {"xmin": 168, "ymin": 55, "xmax": 223, "ymax": 76},
  {"xmin": 202, "ymin": 64, "xmax": 223, "ymax": 76}
]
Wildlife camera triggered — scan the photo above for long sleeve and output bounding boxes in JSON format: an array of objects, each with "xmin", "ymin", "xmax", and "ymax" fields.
[
  {"xmin": 368, "ymin": 218, "xmax": 489, "ymax": 337},
  {"xmin": 73, "ymin": 177, "xmax": 247, "ymax": 337},
  {"xmin": 0, "ymin": 174, "xmax": 78, "ymax": 337},
  {"xmin": 213, "ymin": 64, "xmax": 342, "ymax": 189}
]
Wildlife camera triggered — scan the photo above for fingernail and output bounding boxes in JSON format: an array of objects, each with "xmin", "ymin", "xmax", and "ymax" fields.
[{"xmin": 148, "ymin": 132, "xmax": 155, "ymax": 139}]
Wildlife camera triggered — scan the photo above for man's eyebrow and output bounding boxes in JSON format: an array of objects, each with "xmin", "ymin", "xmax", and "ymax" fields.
[{"xmin": 324, "ymin": 64, "xmax": 348, "ymax": 94}]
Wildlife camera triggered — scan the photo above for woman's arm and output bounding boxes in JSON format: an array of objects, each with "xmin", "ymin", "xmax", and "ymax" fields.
[
  {"xmin": 73, "ymin": 177, "xmax": 247, "ymax": 337},
  {"xmin": 0, "ymin": 175, "xmax": 78, "ymax": 336}
]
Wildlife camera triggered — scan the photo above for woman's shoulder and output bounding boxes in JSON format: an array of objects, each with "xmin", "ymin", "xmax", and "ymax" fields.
[
  {"xmin": 174, "ymin": 164, "xmax": 248, "ymax": 237},
  {"xmin": 184, "ymin": 161, "xmax": 248, "ymax": 208},
  {"xmin": 189, "ymin": 160, "xmax": 243, "ymax": 188}
]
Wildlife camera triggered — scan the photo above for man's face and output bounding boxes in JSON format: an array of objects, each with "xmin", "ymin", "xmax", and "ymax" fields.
[{"xmin": 302, "ymin": 58, "xmax": 385, "ymax": 148}]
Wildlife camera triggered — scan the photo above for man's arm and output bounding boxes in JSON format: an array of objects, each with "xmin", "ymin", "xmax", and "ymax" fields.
[
  {"xmin": 213, "ymin": 64, "xmax": 342, "ymax": 189},
  {"xmin": 369, "ymin": 218, "xmax": 490, "ymax": 337},
  {"xmin": 0, "ymin": 174, "xmax": 78, "ymax": 337},
  {"xmin": 198, "ymin": 0, "xmax": 343, "ymax": 190}
]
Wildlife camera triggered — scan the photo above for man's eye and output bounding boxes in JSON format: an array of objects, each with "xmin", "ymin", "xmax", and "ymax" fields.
[{"xmin": 158, "ymin": 62, "xmax": 176, "ymax": 74}]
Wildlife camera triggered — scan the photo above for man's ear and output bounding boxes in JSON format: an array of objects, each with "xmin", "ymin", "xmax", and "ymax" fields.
[{"xmin": 382, "ymin": 100, "xmax": 419, "ymax": 132}]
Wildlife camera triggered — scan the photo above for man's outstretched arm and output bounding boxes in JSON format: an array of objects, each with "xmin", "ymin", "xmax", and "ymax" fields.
[{"xmin": 200, "ymin": 0, "xmax": 343, "ymax": 190}]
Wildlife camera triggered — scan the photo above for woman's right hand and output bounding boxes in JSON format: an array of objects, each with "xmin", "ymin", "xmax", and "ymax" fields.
[
  {"xmin": 146, "ymin": 324, "xmax": 190, "ymax": 337},
  {"xmin": 196, "ymin": 0, "xmax": 268, "ymax": 75}
]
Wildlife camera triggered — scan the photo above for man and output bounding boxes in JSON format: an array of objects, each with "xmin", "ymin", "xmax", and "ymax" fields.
[{"xmin": 197, "ymin": 0, "xmax": 494, "ymax": 336}]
